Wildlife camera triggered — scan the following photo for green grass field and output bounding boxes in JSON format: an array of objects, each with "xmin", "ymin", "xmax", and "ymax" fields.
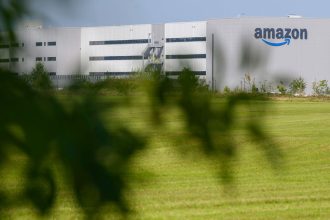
[
  {"xmin": 115, "ymin": 97, "xmax": 330, "ymax": 219},
  {"xmin": 2, "ymin": 96, "xmax": 330, "ymax": 219}
]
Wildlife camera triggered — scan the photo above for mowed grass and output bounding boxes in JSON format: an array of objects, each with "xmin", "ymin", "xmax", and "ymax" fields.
[
  {"xmin": 1, "ymin": 96, "xmax": 330, "ymax": 219},
  {"xmin": 105, "ymin": 96, "xmax": 330, "ymax": 220}
]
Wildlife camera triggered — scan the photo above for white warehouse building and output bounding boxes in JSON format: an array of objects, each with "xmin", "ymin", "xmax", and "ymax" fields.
[{"xmin": 1, "ymin": 17, "xmax": 330, "ymax": 92}]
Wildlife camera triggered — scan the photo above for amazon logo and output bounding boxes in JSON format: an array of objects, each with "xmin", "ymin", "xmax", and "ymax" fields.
[{"xmin": 254, "ymin": 28, "xmax": 308, "ymax": 47}]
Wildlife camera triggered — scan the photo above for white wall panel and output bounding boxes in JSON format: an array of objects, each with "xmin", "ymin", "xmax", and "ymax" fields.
[
  {"xmin": 81, "ymin": 24, "xmax": 152, "ymax": 74},
  {"xmin": 165, "ymin": 21, "xmax": 206, "ymax": 38},
  {"xmin": 165, "ymin": 42, "xmax": 206, "ymax": 55},
  {"xmin": 165, "ymin": 59, "xmax": 206, "ymax": 71}
]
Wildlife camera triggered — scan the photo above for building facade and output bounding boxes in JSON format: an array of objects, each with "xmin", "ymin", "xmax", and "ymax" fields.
[{"xmin": 1, "ymin": 17, "xmax": 330, "ymax": 93}]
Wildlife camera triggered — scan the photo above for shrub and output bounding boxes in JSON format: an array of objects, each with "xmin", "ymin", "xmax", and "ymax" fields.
[
  {"xmin": 251, "ymin": 83, "xmax": 259, "ymax": 93},
  {"xmin": 223, "ymin": 86, "xmax": 231, "ymax": 94},
  {"xmin": 277, "ymin": 81, "xmax": 287, "ymax": 95},
  {"xmin": 312, "ymin": 80, "xmax": 328, "ymax": 96},
  {"xmin": 289, "ymin": 77, "xmax": 306, "ymax": 95},
  {"xmin": 29, "ymin": 63, "xmax": 53, "ymax": 91}
]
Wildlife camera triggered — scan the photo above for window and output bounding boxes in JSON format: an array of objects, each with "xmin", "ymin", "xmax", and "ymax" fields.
[
  {"xmin": 89, "ymin": 56, "xmax": 143, "ymax": 61},
  {"xmin": 105, "ymin": 72, "xmax": 132, "ymax": 76},
  {"xmin": 166, "ymin": 37, "xmax": 206, "ymax": 43},
  {"xmin": 89, "ymin": 39, "xmax": 149, "ymax": 45},
  {"xmin": 166, "ymin": 71, "xmax": 206, "ymax": 76},
  {"xmin": 47, "ymin": 57, "xmax": 56, "ymax": 61},
  {"xmin": 48, "ymin": 41, "xmax": 56, "ymax": 46},
  {"xmin": 36, "ymin": 42, "xmax": 42, "ymax": 46},
  {"xmin": 44, "ymin": 42, "xmax": 46, "ymax": 46},
  {"xmin": 22, "ymin": 58, "xmax": 24, "ymax": 62},
  {"xmin": 48, "ymin": 72, "xmax": 56, "ymax": 76},
  {"xmin": 89, "ymin": 72, "xmax": 133, "ymax": 76},
  {"xmin": 0, "ymin": 59, "xmax": 10, "ymax": 63},
  {"xmin": 0, "ymin": 44, "xmax": 9, "ymax": 48},
  {"xmin": 166, "ymin": 54, "xmax": 206, "ymax": 59},
  {"xmin": 10, "ymin": 43, "xmax": 19, "ymax": 48},
  {"xmin": 36, "ymin": 57, "xmax": 42, "ymax": 61},
  {"xmin": 22, "ymin": 43, "xmax": 24, "ymax": 47},
  {"xmin": 89, "ymin": 72, "xmax": 105, "ymax": 76},
  {"xmin": 10, "ymin": 58, "xmax": 19, "ymax": 62}
]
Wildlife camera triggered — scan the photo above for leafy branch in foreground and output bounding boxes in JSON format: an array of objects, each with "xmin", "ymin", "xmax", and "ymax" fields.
[
  {"xmin": 149, "ymin": 68, "xmax": 282, "ymax": 183},
  {"xmin": 0, "ymin": 71, "xmax": 145, "ymax": 218}
]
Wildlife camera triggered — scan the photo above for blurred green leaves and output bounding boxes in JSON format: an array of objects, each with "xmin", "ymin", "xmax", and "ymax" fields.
[
  {"xmin": 0, "ymin": 0, "xmax": 27, "ymax": 42},
  {"xmin": 149, "ymin": 69, "xmax": 282, "ymax": 183},
  {"xmin": 0, "ymin": 1, "xmax": 283, "ymax": 218},
  {"xmin": 0, "ymin": 70, "xmax": 145, "ymax": 217}
]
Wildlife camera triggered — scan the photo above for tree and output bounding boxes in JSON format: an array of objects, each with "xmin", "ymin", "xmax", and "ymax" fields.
[
  {"xmin": 312, "ymin": 80, "xmax": 328, "ymax": 96},
  {"xmin": 277, "ymin": 81, "xmax": 287, "ymax": 95},
  {"xmin": 29, "ymin": 62, "xmax": 53, "ymax": 91},
  {"xmin": 289, "ymin": 77, "xmax": 306, "ymax": 95}
]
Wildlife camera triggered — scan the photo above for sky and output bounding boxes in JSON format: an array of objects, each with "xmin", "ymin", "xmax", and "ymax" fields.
[{"xmin": 29, "ymin": 0, "xmax": 330, "ymax": 27}]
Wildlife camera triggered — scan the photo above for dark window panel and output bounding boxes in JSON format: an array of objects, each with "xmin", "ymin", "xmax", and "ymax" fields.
[
  {"xmin": 0, "ymin": 59, "xmax": 10, "ymax": 63},
  {"xmin": 47, "ymin": 57, "xmax": 56, "ymax": 61},
  {"xmin": 166, "ymin": 71, "xmax": 206, "ymax": 76},
  {"xmin": 10, "ymin": 58, "xmax": 19, "ymax": 62},
  {"xmin": 166, "ymin": 37, "xmax": 206, "ymax": 43},
  {"xmin": 36, "ymin": 42, "xmax": 42, "ymax": 46},
  {"xmin": 89, "ymin": 39, "xmax": 148, "ymax": 45},
  {"xmin": 89, "ymin": 72, "xmax": 133, "ymax": 76},
  {"xmin": 90, "ymin": 56, "xmax": 143, "ymax": 61},
  {"xmin": 48, "ymin": 41, "xmax": 56, "ymax": 46},
  {"xmin": 10, "ymin": 43, "xmax": 19, "ymax": 48},
  {"xmin": 166, "ymin": 54, "xmax": 206, "ymax": 59},
  {"xmin": 36, "ymin": 57, "xmax": 42, "ymax": 61}
]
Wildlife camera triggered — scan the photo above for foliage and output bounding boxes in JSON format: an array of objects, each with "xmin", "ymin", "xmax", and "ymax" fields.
[
  {"xmin": 312, "ymin": 79, "xmax": 328, "ymax": 96},
  {"xmin": 277, "ymin": 81, "xmax": 287, "ymax": 94},
  {"xmin": 242, "ymin": 73, "xmax": 254, "ymax": 92},
  {"xmin": 0, "ymin": 1, "xmax": 282, "ymax": 218},
  {"xmin": 289, "ymin": 77, "xmax": 306, "ymax": 95},
  {"xmin": 251, "ymin": 83, "xmax": 259, "ymax": 93},
  {"xmin": 0, "ymin": 71, "xmax": 145, "ymax": 218},
  {"xmin": 223, "ymin": 86, "xmax": 231, "ymax": 94},
  {"xmin": 28, "ymin": 62, "xmax": 53, "ymax": 91},
  {"xmin": 0, "ymin": 0, "xmax": 28, "ymax": 42},
  {"xmin": 150, "ymin": 69, "xmax": 281, "ymax": 183}
]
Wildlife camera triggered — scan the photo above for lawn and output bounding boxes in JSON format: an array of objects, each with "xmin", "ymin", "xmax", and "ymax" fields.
[
  {"xmin": 111, "ymin": 97, "xmax": 330, "ymax": 219},
  {"xmin": 2, "ymin": 96, "xmax": 330, "ymax": 219}
]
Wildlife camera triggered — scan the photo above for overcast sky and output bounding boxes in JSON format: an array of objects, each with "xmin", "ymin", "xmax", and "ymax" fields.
[{"xmin": 29, "ymin": 0, "xmax": 330, "ymax": 27}]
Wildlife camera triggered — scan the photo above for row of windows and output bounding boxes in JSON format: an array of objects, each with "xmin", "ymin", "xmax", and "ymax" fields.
[
  {"xmin": 89, "ymin": 72, "xmax": 133, "ymax": 76},
  {"xmin": 0, "ymin": 43, "xmax": 22, "ymax": 48},
  {"xmin": 166, "ymin": 37, "xmax": 206, "ymax": 43},
  {"xmin": 89, "ymin": 56, "xmax": 143, "ymax": 61},
  {"xmin": 166, "ymin": 54, "xmax": 206, "ymax": 59},
  {"xmin": 36, "ymin": 57, "xmax": 56, "ymax": 61},
  {"xmin": 166, "ymin": 71, "xmax": 206, "ymax": 76},
  {"xmin": 36, "ymin": 42, "xmax": 56, "ymax": 46},
  {"xmin": 90, "ymin": 39, "xmax": 149, "ymax": 45},
  {"xmin": 50, "ymin": 75, "xmax": 91, "ymax": 80},
  {"xmin": 46, "ymin": 72, "xmax": 207, "ymax": 79},
  {"xmin": 0, "ymin": 58, "xmax": 20, "ymax": 63},
  {"xmin": 0, "ymin": 57, "xmax": 56, "ymax": 63}
]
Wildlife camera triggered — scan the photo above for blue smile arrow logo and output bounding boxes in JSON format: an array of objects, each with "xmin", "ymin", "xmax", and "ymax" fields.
[{"xmin": 261, "ymin": 38, "xmax": 291, "ymax": 47}]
